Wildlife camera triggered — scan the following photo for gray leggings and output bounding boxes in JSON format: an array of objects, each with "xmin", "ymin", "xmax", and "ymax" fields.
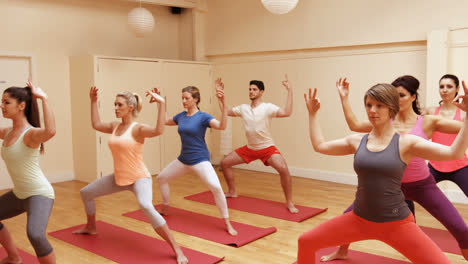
[
  {"xmin": 0, "ymin": 191, "xmax": 54, "ymax": 257},
  {"xmin": 80, "ymin": 175, "xmax": 166, "ymax": 228}
]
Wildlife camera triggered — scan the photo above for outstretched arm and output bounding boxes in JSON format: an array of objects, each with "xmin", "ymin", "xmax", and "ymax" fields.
[
  {"xmin": 89, "ymin": 86, "xmax": 115, "ymax": 133},
  {"xmin": 137, "ymin": 88, "xmax": 166, "ymax": 138},
  {"xmin": 408, "ymin": 81, "xmax": 468, "ymax": 160},
  {"xmin": 210, "ymin": 85, "xmax": 228, "ymax": 130},
  {"xmin": 276, "ymin": 74, "xmax": 293, "ymax": 117},
  {"xmin": 305, "ymin": 88, "xmax": 357, "ymax": 155},
  {"xmin": 336, "ymin": 78, "xmax": 372, "ymax": 132},
  {"xmin": 25, "ymin": 81, "xmax": 56, "ymax": 143}
]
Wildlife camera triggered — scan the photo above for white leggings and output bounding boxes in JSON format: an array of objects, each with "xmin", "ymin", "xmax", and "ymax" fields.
[
  {"xmin": 80, "ymin": 175, "xmax": 166, "ymax": 228},
  {"xmin": 157, "ymin": 159, "xmax": 229, "ymax": 219}
]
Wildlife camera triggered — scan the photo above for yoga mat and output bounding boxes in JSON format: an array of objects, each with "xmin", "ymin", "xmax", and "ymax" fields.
[
  {"xmin": 0, "ymin": 247, "xmax": 39, "ymax": 263},
  {"xmin": 124, "ymin": 205, "xmax": 277, "ymax": 247},
  {"xmin": 49, "ymin": 221, "xmax": 224, "ymax": 264},
  {"xmin": 420, "ymin": 226, "xmax": 462, "ymax": 255},
  {"xmin": 185, "ymin": 191, "xmax": 327, "ymax": 222},
  {"xmin": 292, "ymin": 247, "xmax": 411, "ymax": 263}
]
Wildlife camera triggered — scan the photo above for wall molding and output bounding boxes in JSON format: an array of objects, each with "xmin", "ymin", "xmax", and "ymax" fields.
[{"xmin": 208, "ymin": 41, "xmax": 427, "ymax": 65}]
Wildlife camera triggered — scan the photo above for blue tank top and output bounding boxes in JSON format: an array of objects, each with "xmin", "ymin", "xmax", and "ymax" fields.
[{"xmin": 353, "ymin": 133, "xmax": 410, "ymax": 222}]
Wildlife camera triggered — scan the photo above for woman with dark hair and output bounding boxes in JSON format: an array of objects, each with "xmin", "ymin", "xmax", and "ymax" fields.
[
  {"xmin": 157, "ymin": 85, "xmax": 238, "ymax": 236},
  {"xmin": 424, "ymin": 74, "xmax": 468, "ymax": 198},
  {"xmin": 0, "ymin": 81, "xmax": 56, "ymax": 264},
  {"xmin": 73, "ymin": 87, "xmax": 188, "ymax": 264},
  {"xmin": 299, "ymin": 81, "xmax": 468, "ymax": 263},
  {"xmin": 320, "ymin": 76, "xmax": 468, "ymax": 261}
]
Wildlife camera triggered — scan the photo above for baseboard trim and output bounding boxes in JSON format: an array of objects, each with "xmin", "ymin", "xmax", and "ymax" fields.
[
  {"xmin": 233, "ymin": 163, "xmax": 468, "ymax": 204},
  {"xmin": 47, "ymin": 171, "xmax": 75, "ymax": 184}
]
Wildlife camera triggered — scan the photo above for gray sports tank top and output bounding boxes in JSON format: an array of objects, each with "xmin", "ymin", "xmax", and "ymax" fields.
[{"xmin": 353, "ymin": 133, "xmax": 410, "ymax": 222}]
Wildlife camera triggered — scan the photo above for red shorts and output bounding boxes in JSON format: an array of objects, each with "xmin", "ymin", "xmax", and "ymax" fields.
[{"xmin": 235, "ymin": 145, "xmax": 281, "ymax": 166}]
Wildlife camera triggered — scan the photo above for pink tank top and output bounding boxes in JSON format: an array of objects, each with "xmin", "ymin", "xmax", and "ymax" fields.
[
  {"xmin": 399, "ymin": 116, "xmax": 431, "ymax": 183},
  {"xmin": 429, "ymin": 107, "xmax": 468, "ymax": 172},
  {"xmin": 108, "ymin": 122, "xmax": 151, "ymax": 186}
]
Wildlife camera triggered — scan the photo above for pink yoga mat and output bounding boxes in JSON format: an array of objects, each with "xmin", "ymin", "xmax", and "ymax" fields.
[
  {"xmin": 0, "ymin": 247, "xmax": 39, "ymax": 263},
  {"xmin": 185, "ymin": 191, "xmax": 327, "ymax": 222},
  {"xmin": 420, "ymin": 226, "xmax": 462, "ymax": 255},
  {"xmin": 124, "ymin": 205, "xmax": 277, "ymax": 247},
  {"xmin": 292, "ymin": 247, "xmax": 411, "ymax": 263},
  {"xmin": 49, "ymin": 221, "xmax": 224, "ymax": 264}
]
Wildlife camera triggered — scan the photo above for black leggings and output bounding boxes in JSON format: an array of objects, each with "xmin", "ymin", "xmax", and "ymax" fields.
[{"xmin": 0, "ymin": 191, "xmax": 54, "ymax": 257}]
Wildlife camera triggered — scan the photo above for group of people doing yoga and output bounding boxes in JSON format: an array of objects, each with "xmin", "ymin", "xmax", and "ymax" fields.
[
  {"xmin": 0, "ymin": 73, "xmax": 466, "ymax": 264},
  {"xmin": 0, "ymin": 74, "xmax": 296, "ymax": 264}
]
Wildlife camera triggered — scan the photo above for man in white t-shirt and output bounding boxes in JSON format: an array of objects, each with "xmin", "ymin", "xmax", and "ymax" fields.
[{"xmin": 217, "ymin": 76, "xmax": 298, "ymax": 213}]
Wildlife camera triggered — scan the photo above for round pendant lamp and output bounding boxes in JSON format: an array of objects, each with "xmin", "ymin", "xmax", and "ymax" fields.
[{"xmin": 261, "ymin": 0, "xmax": 299, "ymax": 15}]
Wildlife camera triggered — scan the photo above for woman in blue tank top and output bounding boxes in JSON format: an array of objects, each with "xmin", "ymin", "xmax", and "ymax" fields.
[
  {"xmin": 157, "ymin": 84, "xmax": 237, "ymax": 236},
  {"xmin": 298, "ymin": 82, "xmax": 468, "ymax": 264}
]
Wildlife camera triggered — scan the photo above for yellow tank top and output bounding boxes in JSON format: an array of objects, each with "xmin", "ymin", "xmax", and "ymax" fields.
[
  {"xmin": 1, "ymin": 127, "xmax": 54, "ymax": 199},
  {"xmin": 108, "ymin": 122, "xmax": 151, "ymax": 186}
]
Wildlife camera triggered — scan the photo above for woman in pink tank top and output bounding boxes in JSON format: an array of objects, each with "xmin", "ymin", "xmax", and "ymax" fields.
[
  {"xmin": 73, "ymin": 87, "xmax": 188, "ymax": 264},
  {"xmin": 425, "ymin": 74, "xmax": 468, "ymax": 197}
]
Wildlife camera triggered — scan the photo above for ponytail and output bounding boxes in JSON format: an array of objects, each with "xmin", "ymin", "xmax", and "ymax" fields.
[{"xmin": 4, "ymin": 86, "xmax": 44, "ymax": 153}]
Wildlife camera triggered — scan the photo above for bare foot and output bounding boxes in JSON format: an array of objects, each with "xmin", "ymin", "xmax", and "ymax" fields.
[
  {"xmin": 225, "ymin": 220, "xmax": 238, "ymax": 236},
  {"xmin": 287, "ymin": 203, "xmax": 299, "ymax": 213},
  {"xmin": 224, "ymin": 192, "xmax": 238, "ymax": 198},
  {"xmin": 176, "ymin": 253, "xmax": 188, "ymax": 264},
  {"xmin": 0, "ymin": 256, "xmax": 22, "ymax": 264},
  {"xmin": 320, "ymin": 247, "xmax": 348, "ymax": 262},
  {"xmin": 72, "ymin": 226, "xmax": 97, "ymax": 235},
  {"xmin": 159, "ymin": 204, "xmax": 170, "ymax": 216}
]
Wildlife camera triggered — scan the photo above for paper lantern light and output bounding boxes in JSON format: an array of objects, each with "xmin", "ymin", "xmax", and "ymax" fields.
[
  {"xmin": 128, "ymin": 7, "xmax": 155, "ymax": 37},
  {"xmin": 261, "ymin": 0, "xmax": 299, "ymax": 15}
]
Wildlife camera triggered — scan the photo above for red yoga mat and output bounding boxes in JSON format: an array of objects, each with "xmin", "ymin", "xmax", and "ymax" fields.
[
  {"xmin": 420, "ymin": 226, "xmax": 462, "ymax": 255},
  {"xmin": 49, "ymin": 221, "xmax": 224, "ymax": 264},
  {"xmin": 292, "ymin": 247, "xmax": 411, "ymax": 264},
  {"xmin": 124, "ymin": 205, "xmax": 277, "ymax": 247},
  {"xmin": 185, "ymin": 191, "xmax": 327, "ymax": 222},
  {"xmin": 0, "ymin": 247, "xmax": 39, "ymax": 264}
]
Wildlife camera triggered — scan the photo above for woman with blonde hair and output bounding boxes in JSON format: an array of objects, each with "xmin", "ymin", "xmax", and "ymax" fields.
[{"xmin": 73, "ymin": 87, "xmax": 187, "ymax": 264}]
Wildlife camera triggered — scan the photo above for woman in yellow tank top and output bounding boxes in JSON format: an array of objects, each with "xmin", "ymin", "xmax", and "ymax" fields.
[
  {"xmin": 72, "ymin": 87, "xmax": 187, "ymax": 264},
  {"xmin": 0, "ymin": 81, "xmax": 56, "ymax": 264}
]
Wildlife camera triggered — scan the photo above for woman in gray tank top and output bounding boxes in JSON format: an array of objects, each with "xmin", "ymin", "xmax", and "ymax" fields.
[{"xmin": 298, "ymin": 83, "xmax": 468, "ymax": 264}]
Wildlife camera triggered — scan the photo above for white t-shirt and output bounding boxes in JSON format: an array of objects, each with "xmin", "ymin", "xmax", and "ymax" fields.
[{"xmin": 231, "ymin": 103, "xmax": 280, "ymax": 150}]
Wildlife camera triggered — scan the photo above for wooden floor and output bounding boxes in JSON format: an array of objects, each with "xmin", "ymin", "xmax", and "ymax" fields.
[{"xmin": 2, "ymin": 168, "xmax": 468, "ymax": 263}]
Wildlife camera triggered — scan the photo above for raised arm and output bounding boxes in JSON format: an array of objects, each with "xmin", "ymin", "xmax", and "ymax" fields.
[
  {"xmin": 276, "ymin": 74, "xmax": 293, "ymax": 117},
  {"xmin": 89, "ymin": 86, "xmax": 115, "ymax": 133},
  {"xmin": 25, "ymin": 81, "xmax": 56, "ymax": 143},
  {"xmin": 215, "ymin": 78, "xmax": 235, "ymax": 116},
  {"xmin": 407, "ymin": 81, "xmax": 468, "ymax": 161},
  {"xmin": 210, "ymin": 85, "xmax": 228, "ymax": 130},
  {"xmin": 425, "ymin": 114, "xmax": 463, "ymax": 134},
  {"xmin": 305, "ymin": 88, "xmax": 358, "ymax": 156},
  {"xmin": 336, "ymin": 78, "xmax": 373, "ymax": 132},
  {"xmin": 136, "ymin": 88, "xmax": 166, "ymax": 138}
]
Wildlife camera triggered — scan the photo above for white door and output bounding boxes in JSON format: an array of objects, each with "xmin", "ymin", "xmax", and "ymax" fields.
[
  {"xmin": 160, "ymin": 62, "xmax": 213, "ymax": 167},
  {"xmin": 0, "ymin": 56, "xmax": 32, "ymax": 189},
  {"xmin": 95, "ymin": 58, "xmax": 162, "ymax": 177}
]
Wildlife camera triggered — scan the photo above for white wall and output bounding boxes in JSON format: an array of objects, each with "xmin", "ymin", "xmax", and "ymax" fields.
[
  {"xmin": 0, "ymin": 0, "xmax": 189, "ymax": 186},
  {"xmin": 206, "ymin": 0, "xmax": 468, "ymax": 55}
]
